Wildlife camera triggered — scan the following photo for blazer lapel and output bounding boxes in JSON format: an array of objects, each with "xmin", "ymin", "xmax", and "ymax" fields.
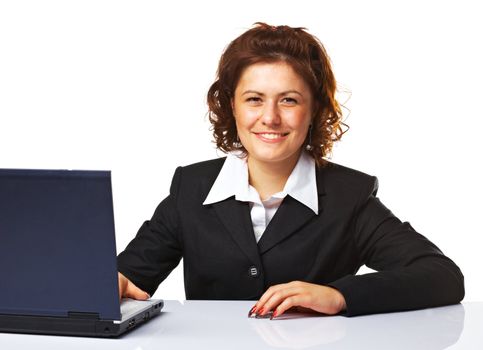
[
  {"xmin": 257, "ymin": 167, "xmax": 327, "ymax": 255},
  {"xmin": 212, "ymin": 197, "xmax": 261, "ymax": 265}
]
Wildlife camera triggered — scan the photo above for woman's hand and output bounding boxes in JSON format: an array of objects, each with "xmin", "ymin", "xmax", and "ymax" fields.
[
  {"xmin": 118, "ymin": 272, "xmax": 150, "ymax": 301},
  {"xmin": 249, "ymin": 281, "xmax": 346, "ymax": 319}
]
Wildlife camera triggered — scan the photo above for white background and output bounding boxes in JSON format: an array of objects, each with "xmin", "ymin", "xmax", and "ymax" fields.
[{"xmin": 1, "ymin": 0, "xmax": 481, "ymax": 302}]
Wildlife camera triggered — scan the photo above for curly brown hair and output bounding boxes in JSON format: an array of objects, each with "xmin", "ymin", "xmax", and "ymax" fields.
[{"xmin": 207, "ymin": 22, "xmax": 348, "ymax": 167}]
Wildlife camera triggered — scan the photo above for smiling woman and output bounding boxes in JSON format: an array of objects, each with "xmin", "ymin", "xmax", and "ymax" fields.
[
  {"xmin": 232, "ymin": 62, "xmax": 313, "ymax": 199},
  {"xmin": 117, "ymin": 22, "xmax": 464, "ymax": 318}
]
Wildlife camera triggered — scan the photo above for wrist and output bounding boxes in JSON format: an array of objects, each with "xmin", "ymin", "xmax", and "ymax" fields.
[{"xmin": 331, "ymin": 287, "xmax": 347, "ymax": 313}]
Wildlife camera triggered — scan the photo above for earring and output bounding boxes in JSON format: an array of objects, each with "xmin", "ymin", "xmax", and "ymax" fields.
[
  {"xmin": 234, "ymin": 133, "xmax": 242, "ymax": 148},
  {"xmin": 305, "ymin": 125, "xmax": 314, "ymax": 151}
]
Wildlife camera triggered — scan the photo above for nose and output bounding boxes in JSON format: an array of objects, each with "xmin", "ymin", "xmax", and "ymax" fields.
[{"xmin": 261, "ymin": 100, "xmax": 281, "ymax": 126}]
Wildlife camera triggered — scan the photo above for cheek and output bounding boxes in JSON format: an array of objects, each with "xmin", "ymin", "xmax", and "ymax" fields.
[
  {"xmin": 285, "ymin": 110, "xmax": 311, "ymax": 131},
  {"xmin": 235, "ymin": 109, "xmax": 259, "ymax": 130}
]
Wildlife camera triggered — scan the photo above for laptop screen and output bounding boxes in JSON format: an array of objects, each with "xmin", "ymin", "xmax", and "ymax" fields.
[{"xmin": 0, "ymin": 169, "xmax": 121, "ymax": 320}]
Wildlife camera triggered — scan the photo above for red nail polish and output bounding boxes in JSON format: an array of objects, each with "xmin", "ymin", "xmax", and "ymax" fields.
[
  {"xmin": 258, "ymin": 307, "xmax": 265, "ymax": 315},
  {"xmin": 270, "ymin": 310, "xmax": 278, "ymax": 320},
  {"xmin": 248, "ymin": 305, "xmax": 257, "ymax": 317}
]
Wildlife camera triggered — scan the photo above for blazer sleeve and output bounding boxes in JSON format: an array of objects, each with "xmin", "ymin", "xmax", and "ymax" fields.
[
  {"xmin": 117, "ymin": 167, "xmax": 183, "ymax": 296},
  {"xmin": 328, "ymin": 176, "xmax": 465, "ymax": 316}
]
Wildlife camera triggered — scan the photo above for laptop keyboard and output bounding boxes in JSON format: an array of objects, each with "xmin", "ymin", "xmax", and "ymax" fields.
[{"xmin": 120, "ymin": 299, "xmax": 148, "ymax": 317}]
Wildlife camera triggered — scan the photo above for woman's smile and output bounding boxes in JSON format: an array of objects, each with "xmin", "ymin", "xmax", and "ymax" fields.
[{"xmin": 253, "ymin": 132, "xmax": 290, "ymax": 142}]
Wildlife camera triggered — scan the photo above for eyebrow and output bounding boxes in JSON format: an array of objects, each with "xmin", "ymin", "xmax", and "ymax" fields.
[{"xmin": 241, "ymin": 90, "xmax": 304, "ymax": 97}]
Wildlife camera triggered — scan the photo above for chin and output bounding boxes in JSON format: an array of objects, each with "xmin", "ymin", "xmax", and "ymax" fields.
[{"xmin": 250, "ymin": 150, "xmax": 299, "ymax": 164}]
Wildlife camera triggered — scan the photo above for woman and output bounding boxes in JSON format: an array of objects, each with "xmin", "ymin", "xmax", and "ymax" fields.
[{"xmin": 117, "ymin": 23, "xmax": 464, "ymax": 317}]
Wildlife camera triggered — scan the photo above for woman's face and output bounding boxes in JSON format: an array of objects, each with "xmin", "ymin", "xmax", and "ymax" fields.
[{"xmin": 232, "ymin": 61, "xmax": 313, "ymax": 167}]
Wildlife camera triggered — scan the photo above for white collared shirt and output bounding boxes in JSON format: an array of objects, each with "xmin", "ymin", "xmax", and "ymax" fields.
[{"xmin": 203, "ymin": 151, "xmax": 318, "ymax": 242}]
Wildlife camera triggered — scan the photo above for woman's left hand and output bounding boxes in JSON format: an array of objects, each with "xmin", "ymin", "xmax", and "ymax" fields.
[{"xmin": 249, "ymin": 281, "xmax": 346, "ymax": 319}]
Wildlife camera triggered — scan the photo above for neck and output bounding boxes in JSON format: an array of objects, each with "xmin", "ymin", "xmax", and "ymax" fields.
[{"xmin": 247, "ymin": 150, "xmax": 301, "ymax": 200}]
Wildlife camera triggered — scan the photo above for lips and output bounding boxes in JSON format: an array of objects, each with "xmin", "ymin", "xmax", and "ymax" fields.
[{"xmin": 253, "ymin": 132, "xmax": 289, "ymax": 142}]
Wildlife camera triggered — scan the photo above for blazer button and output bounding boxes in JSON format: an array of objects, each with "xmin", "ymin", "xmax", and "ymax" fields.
[{"xmin": 248, "ymin": 266, "xmax": 259, "ymax": 277}]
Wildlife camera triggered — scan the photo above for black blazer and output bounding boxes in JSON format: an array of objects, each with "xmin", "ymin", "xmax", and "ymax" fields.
[{"xmin": 117, "ymin": 158, "xmax": 464, "ymax": 316}]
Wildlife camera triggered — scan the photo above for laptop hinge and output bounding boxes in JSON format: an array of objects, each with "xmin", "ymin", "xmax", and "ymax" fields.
[{"xmin": 67, "ymin": 311, "xmax": 100, "ymax": 320}]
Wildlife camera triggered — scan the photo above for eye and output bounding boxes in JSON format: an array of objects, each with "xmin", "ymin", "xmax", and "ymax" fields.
[
  {"xmin": 281, "ymin": 97, "xmax": 298, "ymax": 105},
  {"xmin": 246, "ymin": 96, "xmax": 262, "ymax": 104}
]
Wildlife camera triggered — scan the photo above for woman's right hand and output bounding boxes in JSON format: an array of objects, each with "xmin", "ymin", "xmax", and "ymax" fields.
[{"xmin": 118, "ymin": 272, "xmax": 150, "ymax": 301}]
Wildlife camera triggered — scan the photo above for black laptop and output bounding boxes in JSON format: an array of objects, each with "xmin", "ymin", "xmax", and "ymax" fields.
[{"xmin": 0, "ymin": 168, "xmax": 163, "ymax": 337}]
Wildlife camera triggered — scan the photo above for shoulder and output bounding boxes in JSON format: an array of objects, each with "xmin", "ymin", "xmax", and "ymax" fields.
[
  {"xmin": 170, "ymin": 157, "xmax": 226, "ymax": 195},
  {"xmin": 317, "ymin": 161, "xmax": 379, "ymax": 197},
  {"xmin": 178, "ymin": 157, "xmax": 226, "ymax": 178}
]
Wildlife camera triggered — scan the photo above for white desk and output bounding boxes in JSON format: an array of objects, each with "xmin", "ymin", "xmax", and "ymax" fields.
[{"xmin": 1, "ymin": 301, "xmax": 481, "ymax": 349}]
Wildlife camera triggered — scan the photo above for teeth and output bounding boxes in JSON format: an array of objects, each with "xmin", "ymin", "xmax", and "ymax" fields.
[{"xmin": 258, "ymin": 133, "xmax": 286, "ymax": 139}]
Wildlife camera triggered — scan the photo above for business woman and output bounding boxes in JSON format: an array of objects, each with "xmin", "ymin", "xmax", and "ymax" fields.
[{"xmin": 117, "ymin": 23, "xmax": 464, "ymax": 318}]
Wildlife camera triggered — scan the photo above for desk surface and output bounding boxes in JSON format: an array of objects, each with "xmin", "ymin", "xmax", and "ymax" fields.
[{"xmin": 1, "ymin": 301, "xmax": 482, "ymax": 349}]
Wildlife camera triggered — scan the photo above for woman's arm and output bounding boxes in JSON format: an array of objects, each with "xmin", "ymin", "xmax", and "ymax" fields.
[
  {"xmin": 117, "ymin": 167, "xmax": 183, "ymax": 297},
  {"xmin": 252, "ymin": 176, "xmax": 464, "ymax": 318},
  {"xmin": 327, "ymin": 177, "xmax": 465, "ymax": 316}
]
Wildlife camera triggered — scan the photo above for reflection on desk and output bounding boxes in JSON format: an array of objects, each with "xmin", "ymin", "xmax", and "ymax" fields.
[{"xmin": 1, "ymin": 301, "xmax": 481, "ymax": 349}]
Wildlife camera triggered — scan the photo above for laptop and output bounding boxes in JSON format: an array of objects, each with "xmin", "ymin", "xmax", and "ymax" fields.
[{"xmin": 0, "ymin": 168, "xmax": 163, "ymax": 337}]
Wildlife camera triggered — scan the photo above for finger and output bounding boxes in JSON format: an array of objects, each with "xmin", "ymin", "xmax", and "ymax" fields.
[
  {"xmin": 261, "ymin": 287, "xmax": 299, "ymax": 314},
  {"xmin": 254, "ymin": 283, "xmax": 290, "ymax": 314},
  {"xmin": 124, "ymin": 280, "xmax": 150, "ymax": 300},
  {"xmin": 258, "ymin": 283, "xmax": 304, "ymax": 315},
  {"xmin": 272, "ymin": 295, "xmax": 308, "ymax": 319},
  {"xmin": 118, "ymin": 272, "xmax": 128, "ymax": 301},
  {"xmin": 250, "ymin": 284, "xmax": 281, "ymax": 315},
  {"xmin": 256, "ymin": 284, "xmax": 283, "ymax": 307},
  {"xmin": 118, "ymin": 272, "xmax": 150, "ymax": 300},
  {"xmin": 272, "ymin": 285, "xmax": 345, "ymax": 317}
]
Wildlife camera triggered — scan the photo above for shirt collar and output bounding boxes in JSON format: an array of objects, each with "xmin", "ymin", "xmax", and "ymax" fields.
[{"xmin": 203, "ymin": 151, "xmax": 318, "ymax": 215}]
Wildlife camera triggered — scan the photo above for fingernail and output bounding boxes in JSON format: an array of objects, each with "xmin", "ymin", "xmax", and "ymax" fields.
[
  {"xmin": 258, "ymin": 307, "xmax": 265, "ymax": 315},
  {"xmin": 270, "ymin": 310, "xmax": 278, "ymax": 320},
  {"xmin": 248, "ymin": 305, "xmax": 257, "ymax": 317}
]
